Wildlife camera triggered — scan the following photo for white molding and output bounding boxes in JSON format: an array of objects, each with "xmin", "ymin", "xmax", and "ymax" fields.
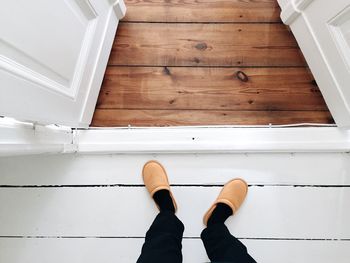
[
  {"xmin": 328, "ymin": 5, "xmax": 350, "ymax": 73},
  {"xmin": 78, "ymin": 0, "xmax": 126, "ymax": 127},
  {"xmin": 109, "ymin": 0, "xmax": 126, "ymax": 19},
  {"xmin": 0, "ymin": 1, "xmax": 100, "ymax": 100},
  {"xmin": 278, "ymin": 0, "xmax": 350, "ymax": 127},
  {"xmin": 0, "ymin": 118, "xmax": 76, "ymax": 157},
  {"xmin": 0, "ymin": 0, "xmax": 125, "ymax": 127},
  {"xmin": 280, "ymin": 1, "xmax": 300, "ymax": 25},
  {"xmin": 280, "ymin": 0, "xmax": 314, "ymax": 25},
  {"xmin": 2, "ymin": 122, "xmax": 350, "ymax": 155},
  {"xmin": 291, "ymin": 17, "xmax": 350, "ymax": 126},
  {"xmin": 294, "ymin": 0, "xmax": 313, "ymax": 11},
  {"xmin": 76, "ymin": 127, "xmax": 350, "ymax": 154},
  {"xmin": 73, "ymin": 0, "xmax": 98, "ymax": 20},
  {"xmin": 69, "ymin": 18, "xmax": 98, "ymax": 100},
  {"xmin": 0, "ymin": 51, "xmax": 73, "ymax": 99},
  {"xmin": 0, "ymin": 144, "xmax": 76, "ymax": 157}
]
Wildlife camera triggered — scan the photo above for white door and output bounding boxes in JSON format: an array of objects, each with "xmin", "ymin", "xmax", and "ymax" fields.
[
  {"xmin": 0, "ymin": 0, "xmax": 125, "ymax": 127},
  {"xmin": 278, "ymin": 0, "xmax": 350, "ymax": 127}
]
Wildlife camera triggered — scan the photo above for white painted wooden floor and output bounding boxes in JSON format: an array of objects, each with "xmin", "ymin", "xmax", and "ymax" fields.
[{"xmin": 0, "ymin": 153, "xmax": 350, "ymax": 262}]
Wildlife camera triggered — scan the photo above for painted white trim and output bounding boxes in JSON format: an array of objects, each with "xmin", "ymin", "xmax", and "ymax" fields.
[
  {"xmin": 279, "ymin": 1, "xmax": 300, "ymax": 25},
  {"xmin": 79, "ymin": 0, "xmax": 126, "ymax": 127},
  {"xmin": 109, "ymin": 0, "xmax": 127, "ymax": 19},
  {"xmin": 279, "ymin": 0, "xmax": 313, "ymax": 24},
  {"xmin": 0, "ymin": 0, "xmax": 126, "ymax": 128},
  {"xmin": 2, "ymin": 118, "xmax": 350, "ymax": 155},
  {"xmin": 278, "ymin": 0, "xmax": 350, "ymax": 127},
  {"xmin": 0, "ymin": 118, "xmax": 76, "ymax": 157},
  {"xmin": 76, "ymin": 127, "xmax": 350, "ymax": 154}
]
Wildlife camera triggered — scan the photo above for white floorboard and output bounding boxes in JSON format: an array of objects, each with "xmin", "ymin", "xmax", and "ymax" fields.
[
  {"xmin": 0, "ymin": 153, "xmax": 349, "ymax": 262},
  {"xmin": 0, "ymin": 186, "xmax": 349, "ymax": 239},
  {"xmin": 0, "ymin": 153, "xmax": 349, "ymax": 185},
  {"xmin": 0, "ymin": 238, "xmax": 349, "ymax": 263}
]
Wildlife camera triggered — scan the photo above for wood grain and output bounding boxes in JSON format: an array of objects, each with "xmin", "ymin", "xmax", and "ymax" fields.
[
  {"xmin": 92, "ymin": 109, "xmax": 333, "ymax": 126},
  {"xmin": 123, "ymin": 0, "xmax": 281, "ymax": 23},
  {"xmin": 93, "ymin": 0, "xmax": 334, "ymax": 126},
  {"xmin": 110, "ymin": 23, "xmax": 306, "ymax": 67},
  {"xmin": 97, "ymin": 67, "xmax": 327, "ymax": 111}
]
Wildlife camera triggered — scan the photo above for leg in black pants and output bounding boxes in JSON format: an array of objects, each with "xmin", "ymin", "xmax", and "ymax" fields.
[
  {"xmin": 137, "ymin": 211, "xmax": 255, "ymax": 263},
  {"xmin": 137, "ymin": 211, "xmax": 184, "ymax": 263},
  {"xmin": 201, "ymin": 223, "xmax": 257, "ymax": 263},
  {"xmin": 139, "ymin": 161, "xmax": 255, "ymax": 263}
]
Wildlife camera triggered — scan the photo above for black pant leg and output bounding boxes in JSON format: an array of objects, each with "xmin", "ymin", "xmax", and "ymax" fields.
[
  {"xmin": 201, "ymin": 223, "xmax": 256, "ymax": 263},
  {"xmin": 137, "ymin": 211, "xmax": 185, "ymax": 263}
]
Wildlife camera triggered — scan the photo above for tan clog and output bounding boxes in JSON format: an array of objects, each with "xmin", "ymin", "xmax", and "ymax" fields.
[
  {"xmin": 142, "ymin": 160, "xmax": 177, "ymax": 212},
  {"xmin": 203, "ymin": 178, "xmax": 248, "ymax": 226}
]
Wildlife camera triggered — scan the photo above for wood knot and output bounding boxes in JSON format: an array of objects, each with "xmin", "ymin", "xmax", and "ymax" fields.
[
  {"xmin": 193, "ymin": 57, "xmax": 200, "ymax": 63},
  {"xmin": 163, "ymin": 66, "xmax": 171, "ymax": 75},
  {"xmin": 236, "ymin": 71, "xmax": 249, "ymax": 82},
  {"xmin": 195, "ymin": 42, "xmax": 208, "ymax": 51}
]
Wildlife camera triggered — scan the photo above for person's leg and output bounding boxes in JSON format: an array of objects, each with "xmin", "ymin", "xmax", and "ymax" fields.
[
  {"xmin": 137, "ymin": 209, "xmax": 184, "ymax": 263},
  {"xmin": 201, "ymin": 215, "xmax": 256, "ymax": 262},
  {"xmin": 201, "ymin": 179, "xmax": 256, "ymax": 263},
  {"xmin": 137, "ymin": 161, "xmax": 184, "ymax": 263}
]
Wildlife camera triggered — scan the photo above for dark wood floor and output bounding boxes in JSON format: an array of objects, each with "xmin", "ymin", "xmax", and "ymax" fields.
[{"xmin": 92, "ymin": 0, "xmax": 333, "ymax": 126}]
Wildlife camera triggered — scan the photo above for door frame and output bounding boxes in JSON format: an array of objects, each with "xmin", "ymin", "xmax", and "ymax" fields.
[
  {"xmin": 2, "ymin": 117, "xmax": 349, "ymax": 156},
  {"xmin": 2, "ymin": 0, "xmax": 350, "ymax": 157},
  {"xmin": 0, "ymin": 117, "xmax": 76, "ymax": 156},
  {"xmin": 76, "ymin": 126, "xmax": 350, "ymax": 154},
  {"xmin": 278, "ymin": 0, "xmax": 350, "ymax": 127}
]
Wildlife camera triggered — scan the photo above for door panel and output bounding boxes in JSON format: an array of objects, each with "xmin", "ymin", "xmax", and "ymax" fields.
[
  {"xmin": 0, "ymin": 0, "xmax": 126, "ymax": 127},
  {"xmin": 278, "ymin": 0, "xmax": 350, "ymax": 127},
  {"xmin": 309, "ymin": 0, "xmax": 350, "ymax": 114}
]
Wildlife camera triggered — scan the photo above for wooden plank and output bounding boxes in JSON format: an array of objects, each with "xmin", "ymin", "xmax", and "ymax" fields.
[
  {"xmin": 123, "ymin": 0, "xmax": 281, "ymax": 23},
  {"xmin": 0, "ymin": 187, "xmax": 349, "ymax": 238},
  {"xmin": 97, "ymin": 67, "xmax": 327, "ymax": 111},
  {"xmin": 0, "ymin": 153, "xmax": 349, "ymax": 186},
  {"xmin": 92, "ymin": 109, "xmax": 333, "ymax": 126},
  {"xmin": 1, "ymin": 238, "xmax": 349, "ymax": 263},
  {"xmin": 110, "ymin": 23, "xmax": 306, "ymax": 67}
]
